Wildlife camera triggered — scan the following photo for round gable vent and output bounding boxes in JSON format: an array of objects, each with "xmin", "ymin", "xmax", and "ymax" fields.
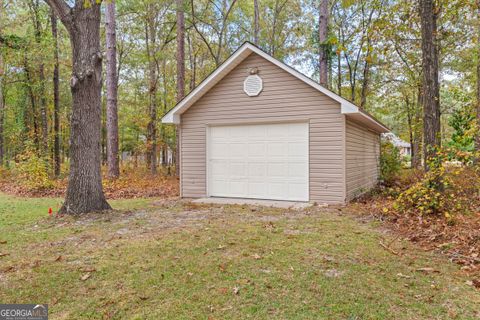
[{"xmin": 243, "ymin": 74, "xmax": 263, "ymax": 97}]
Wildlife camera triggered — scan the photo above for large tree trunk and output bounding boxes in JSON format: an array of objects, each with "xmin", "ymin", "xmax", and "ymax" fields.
[
  {"xmin": 476, "ymin": 0, "xmax": 480, "ymax": 154},
  {"xmin": 0, "ymin": 57, "xmax": 3, "ymax": 167},
  {"xmin": 254, "ymin": 0, "xmax": 259, "ymax": 45},
  {"xmin": 419, "ymin": 0, "xmax": 441, "ymax": 170},
  {"xmin": 146, "ymin": 8, "xmax": 158, "ymax": 175},
  {"xmin": 105, "ymin": 0, "xmax": 120, "ymax": 179},
  {"xmin": 318, "ymin": 0, "xmax": 329, "ymax": 87},
  {"xmin": 176, "ymin": 0, "xmax": 185, "ymax": 176},
  {"xmin": 51, "ymin": 11, "xmax": 61, "ymax": 177},
  {"xmin": 47, "ymin": 0, "xmax": 111, "ymax": 214},
  {"xmin": 0, "ymin": 0, "xmax": 4, "ymax": 166}
]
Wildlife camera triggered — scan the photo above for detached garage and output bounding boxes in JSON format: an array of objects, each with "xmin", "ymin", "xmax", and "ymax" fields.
[{"xmin": 162, "ymin": 42, "xmax": 389, "ymax": 204}]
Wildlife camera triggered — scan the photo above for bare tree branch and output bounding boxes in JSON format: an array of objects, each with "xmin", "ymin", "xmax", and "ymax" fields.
[{"xmin": 44, "ymin": 0, "xmax": 73, "ymax": 31}]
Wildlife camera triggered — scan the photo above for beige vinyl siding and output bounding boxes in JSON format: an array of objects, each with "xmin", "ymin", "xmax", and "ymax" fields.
[
  {"xmin": 345, "ymin": 119, "xmax": 380, "ymax": 200},
  {"xmin": 180, "ymin": 52, "xmax": 345, "ymax": 204}
]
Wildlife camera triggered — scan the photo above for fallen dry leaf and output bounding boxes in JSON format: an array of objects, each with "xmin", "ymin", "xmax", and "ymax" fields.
[
  {"xmin": 54, "ymin": 255, "xmax": 63, "ymax": 262},
  {"xmin": 218, "ymin": 287, "xmax": 229, "ymax": 294},
  {"xmin": 2, "ymin": 266, "xmax": 14, "ymax": 273},
  {"xmin": 81, "ymin": 267, "xmax": 96, "ymax": 273},
  {"xmin": 0, "ymin": 240, "xmax": 7, "ymax": 244},
  {"xmin": 233, "ymin": 286, "xmax": 240, "ymax": 295},
  {"xmin": 472, "ymin": 279, "xmax": 480, "ymax": 289},
  {"xmin": 0, "ymin": 253, "xmax": 9, "ymax": 257},
  {"xmin": 252, "ymin": 253, "xmax": 262, "ymax": 260},
  {"xmin": 80, "ymin": 273, "xmax": 91, "ymax": 281},
  {"xmin": 416, "ymin": 267, "xmax": 440, "ymax": 273}
]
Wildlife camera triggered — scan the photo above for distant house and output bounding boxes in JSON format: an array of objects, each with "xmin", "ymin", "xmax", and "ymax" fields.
[
  {"xmin": 382, "ymin": 133, "xmax": 411, "ymax": 157},
  {"xmin": 162, "ymin": 42, "xmax": 389, "ymax": 204}
]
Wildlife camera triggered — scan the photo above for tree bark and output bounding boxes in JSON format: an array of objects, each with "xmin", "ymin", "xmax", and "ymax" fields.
[
  {"xmin": 47, "ymin": 0, "xmax": 111, "ymax": 214},
  {"xmin": 30, "ymin": 0, "xmax": 48, "ymax": 154},
  {"xmin": 476, "ymin": 0, "xmax": 480, "ymax": 154},
  {"xmin": 105, "ymin": 0, "xmax": 120, "ymax": 179},
  {"xmin": 176, "ymin": 0, "xmax": 185, "ymax": 176},
  {"xmin": 319, "ymin": 0, "xmax": 329, "ymax": 87},
  {"xmin": 146, "ymin": 7, "xmax": 158, "ymax": 175},
  {"xmin": 0, "ymin": 56, "xmax": 3, "ymax": 167},
  {"xmin": 24, "ymin": 55, "xmax": 40, "ymax": 151},
  {"xmin": 254, "ymin": 0, "xmax": 259, "ymax": 45},
  {"xmin": 187, "ymin": 34, "xmax": 196, "ymax": 91},
  {"xmin": 419, "ymin": 0, "xmax": 441, "ymax": 170},
  {"xmin": 412, "ymin": 90, "xmax": 422, "ymax": 169},
  {"xmin": 360, "ymin": 37, "xmax": 372, "ymax": 109},
  {"xmin": 51, "ymin": 11, "xmax": 60, "ymax": 177},
  {"xmin": 336, "ymin": 27, "xmax": 341, "ymax": 95},
  {"xmin": 0, "ymin": 0, "xmax": 4, "ymax": 166}
]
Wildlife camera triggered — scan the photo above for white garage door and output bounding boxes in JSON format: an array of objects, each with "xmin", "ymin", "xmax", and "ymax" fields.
[{"xmin": 207, "ymin": 122, "xmax": 309, "ymax": 201}]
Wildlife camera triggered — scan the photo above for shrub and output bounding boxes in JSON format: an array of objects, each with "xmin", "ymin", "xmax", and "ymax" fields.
[
  {"xmin": 14, "ymin": 150, "xmax": 54, "ymax": 190},
  {"xmin": 393, "ymin": 148, "xmax": 479, "ymax": 218},
  {"xmin": 380, "ymin": 141, "xmax": 402, "ymax": 184}
]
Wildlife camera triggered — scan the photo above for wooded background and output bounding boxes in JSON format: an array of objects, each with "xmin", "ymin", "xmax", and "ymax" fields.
[{"xmin": 0, "ymin": 0, "xmax": 477, "ymax": 177}]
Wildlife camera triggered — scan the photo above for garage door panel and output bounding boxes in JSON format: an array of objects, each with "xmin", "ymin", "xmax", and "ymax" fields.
[
  {"xmin": 288, "ymin": 162, "xmax": 308, "ymax": 177},
  {"xmin": 210, "ymin": 179, "xmax": 228, "ymax": 194},
  {"xmin": 230, "ymin": 143, "xmax": 248, "ymax": 157},
  {"xmin": 267, "ymin": 143, "xmax": 288, "ymax": 156},
  {"xmin": 248, "ymin": 182, "xmax": 268, "ymax": 198},
  {"xmin": 210, "ymin": 126, "xmax": 229, "ymax": 139},
  {"xmin": 288, "ymin": 142, "xmax": 308, "ymax": 156},
  {"xmin": 208, "ymin": 122, "xmax": 309, "ymax": 201},
  {"xmin": 267, "ymin": 162, "xmax": 288, "ymax": 177},
  {"xmin": 267, "ymin": 125, "xmax": 288, "ymax": 138},
  {"xmin": 248, "ymin": 162, "xmax": 266, "ymax": 176},
  {"xmin": 248, "ymin": 143, "xmax": 266, "ymax": 157},
  {"xmin": 210, "ymin": 143, "xmax": 229, "ymax": 158},
  {"xmin": 268, "ymin": 182, "xmax": 288, "ymax": 198},
  {"xmin": 229, "ymin": 181, "xmax": 247, "ymax": 196},
  {"xmin": 210, "ymin": 160, "xmax": 228, "ymax": 176},
  {"xmin": 229, "ymin": 162, "xmax": 246, "ymax": 176},
  {"xmin": 289, "ymin": 183, "xmax": 309, "ymax": 199},
  {"xmin": 288, "ymin": 122, "xmax": 309, "ymax": 137},
  {"xmin": 248, "ymin": 126, "xmax": 267, "ymax": 139}
]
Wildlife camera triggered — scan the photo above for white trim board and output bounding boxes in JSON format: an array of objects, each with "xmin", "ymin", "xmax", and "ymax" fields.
[{"xmin": 162, "ymin": 42, "xmax": 389, "ymax": 134}]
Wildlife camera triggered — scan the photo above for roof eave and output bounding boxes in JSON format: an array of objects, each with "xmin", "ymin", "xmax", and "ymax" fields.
[{"xmin": 161, "ymin": 42, "xmax": 389, "ymax": 133}]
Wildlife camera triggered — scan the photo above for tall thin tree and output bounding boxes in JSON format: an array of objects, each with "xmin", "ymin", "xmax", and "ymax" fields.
[
  {"xmin": 28, "ymin": 0, "xmax": 49, "ymax": 154},
  {"xmin": 318, "ymin": 0, "xmax": 329, "ymax": 87},
  {"xmin": 146, "ymin": 6, "xmax": 158, "ymax": 175},
  {"xmin": 176, "ymin": 0, "xmax": 185, "ymax": 175},
  {"xmin": 51, "ymin": 10, "xmax": 60, "ymax": 177},
  {"xmin": 105, "ymin": 0, "xmax": 120, "ymax": 179},
  {"xmin": 254, "ymin": 0, "xmax": 259, "ymax": 45},
  {"xmin": 46, "ymin": 0, "xmax": 111, "ymax": 214},
  {"xmin": 419, "ymin": 0, "xmax": 441, "ymax": 169}
]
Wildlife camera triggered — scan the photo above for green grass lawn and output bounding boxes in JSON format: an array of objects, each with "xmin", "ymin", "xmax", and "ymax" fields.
[{"xmin": 0, "ymin": 193, "xmax": 479, "ymax": 319}]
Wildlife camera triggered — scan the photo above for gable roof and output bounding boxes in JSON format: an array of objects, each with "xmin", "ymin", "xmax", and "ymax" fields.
[{"xmin": 162, "ymin": 42, "xmax": 389, "ymax": 133}]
